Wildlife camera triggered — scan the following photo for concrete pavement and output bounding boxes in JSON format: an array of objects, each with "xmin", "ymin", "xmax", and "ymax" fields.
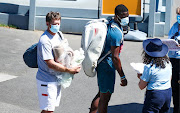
[{"xmin": 0, "ymin": 27, "xmax": 173, "ymax": 113}]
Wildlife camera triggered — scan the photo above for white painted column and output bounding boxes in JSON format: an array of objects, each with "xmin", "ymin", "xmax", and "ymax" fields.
[
  {"xmin": 164, "ymin": 0, "xmax": 172, "ymax": 35},
  {"xmin": 148, "ymin": 0, "xmax": 156, "ymax": 37},
  {"xmin": 28, "ymin": 0, "xmax": 36, "ymax": 30}
]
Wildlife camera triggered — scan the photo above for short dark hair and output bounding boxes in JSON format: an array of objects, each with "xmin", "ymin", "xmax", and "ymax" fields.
[
  {"xmin": 142, "ymin": 50, "xmax": 170, "ymax": 69},
  {"xmin": 115, "ymin": 4, "xmax": 128, "ymax": 15},
  {"xmin": 46, "ymin": 11, "xmax": 61, "ymax": 23}
]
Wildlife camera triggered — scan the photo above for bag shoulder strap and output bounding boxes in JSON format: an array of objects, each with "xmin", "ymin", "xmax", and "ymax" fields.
[
  {"xmin": 97, "ymin": 51, "xmax": 111, "ymax": 64},
  {"xmin": 97, "ymin": 23, "xmax": 123, "ymax": 64},
  {"xmin": 111, "ymin": 23, "xmax": 124, "ymax": 42},
  {"xmin": 57, "ymin": 31, "xmax": 64, "ymax": 40}
]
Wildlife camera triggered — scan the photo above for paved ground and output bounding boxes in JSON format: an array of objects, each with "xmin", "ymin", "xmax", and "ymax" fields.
[{"xmin": 0, "ymin": 27, "xmax": 173, "ymax": 113}]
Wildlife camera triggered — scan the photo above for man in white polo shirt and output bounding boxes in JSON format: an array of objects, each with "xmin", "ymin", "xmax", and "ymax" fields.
[{"xmin": 36, "ymin": 11, "xmax": 81, "ymax": 113}]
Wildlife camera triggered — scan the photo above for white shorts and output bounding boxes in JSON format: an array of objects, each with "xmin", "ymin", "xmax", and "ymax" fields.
[{"xmin": 36, "ymin": 79, "xmax": 61, "ymax": 111}]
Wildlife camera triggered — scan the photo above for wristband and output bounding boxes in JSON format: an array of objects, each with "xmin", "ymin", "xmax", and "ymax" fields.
[
  {"xmin": 121, "ymin": 77, "xmax": 126, "ymax": 80},
  {"xmin": 120, "ymin": 75, "xmax": 125, "ymax": 79}
]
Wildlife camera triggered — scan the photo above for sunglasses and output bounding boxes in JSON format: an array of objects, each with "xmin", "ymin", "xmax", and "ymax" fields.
[{"xmin": 116, "ymin": 15, "xmax": 122, "ymax": 21}]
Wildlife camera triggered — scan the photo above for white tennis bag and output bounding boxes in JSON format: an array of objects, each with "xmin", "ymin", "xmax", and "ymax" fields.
[{"xmin": 81, "ymin": 18, "xmax": 110, "ymax": 77}]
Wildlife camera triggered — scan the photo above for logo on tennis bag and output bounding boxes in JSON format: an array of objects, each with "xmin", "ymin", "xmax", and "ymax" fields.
[{"xmin": 81, "ymin": 18, "xmax": 110, "ymax": 77}]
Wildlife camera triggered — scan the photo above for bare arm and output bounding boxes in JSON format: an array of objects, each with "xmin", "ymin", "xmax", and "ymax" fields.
[
  {"xmin": 111, "ymin": 46, "xmax": 127, "ymax": 86},
  {"xmin": 138, "ymin": 79, "xmax": 148, "ymax": 90},
  {"xmin": 137, "ymin": 73, "xmax": 142, "ymax": 79},
  {"xmin": 137, "ymin": 73, "xmax": 147, "ymax": 90},
  {"xmin": 45, "ymin": 59, "xmax": 81, "ymax": 74}
]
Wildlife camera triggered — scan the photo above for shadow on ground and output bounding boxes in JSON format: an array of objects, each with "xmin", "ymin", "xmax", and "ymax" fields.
[{"xmin": 107, "ymin": 103, "xmax": 173, "ymax": 113}]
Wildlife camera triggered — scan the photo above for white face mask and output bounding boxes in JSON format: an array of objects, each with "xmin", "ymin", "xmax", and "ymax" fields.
[{"xmin": 120, "ymin": 17, "xmax": 129, "ymax": 26}]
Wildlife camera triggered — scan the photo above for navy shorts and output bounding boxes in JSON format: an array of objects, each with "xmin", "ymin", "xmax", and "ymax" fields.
[
  {"xmin": 143, "ymin": 88, "xmax": 172, "ymax": 113},
  {"xmin": 96, "ymin": 60, "xmax": 116, "ymax": 94}
]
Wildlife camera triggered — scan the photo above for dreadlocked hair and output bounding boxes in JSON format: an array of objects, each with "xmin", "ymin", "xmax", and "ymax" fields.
[{"xmin": 142, "ymin": 50, "xmax": 170, "ymax": 69}]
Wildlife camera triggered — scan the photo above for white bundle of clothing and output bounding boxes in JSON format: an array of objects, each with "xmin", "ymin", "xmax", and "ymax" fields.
[{"xmin": 53, "ymin": 39, "xmax": 85, "ymax": 88}]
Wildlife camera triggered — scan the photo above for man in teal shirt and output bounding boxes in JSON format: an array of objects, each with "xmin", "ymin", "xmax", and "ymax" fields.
[{"xmin": 89, "ymin": 4, "xmax": 129, "ymax": 113}]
